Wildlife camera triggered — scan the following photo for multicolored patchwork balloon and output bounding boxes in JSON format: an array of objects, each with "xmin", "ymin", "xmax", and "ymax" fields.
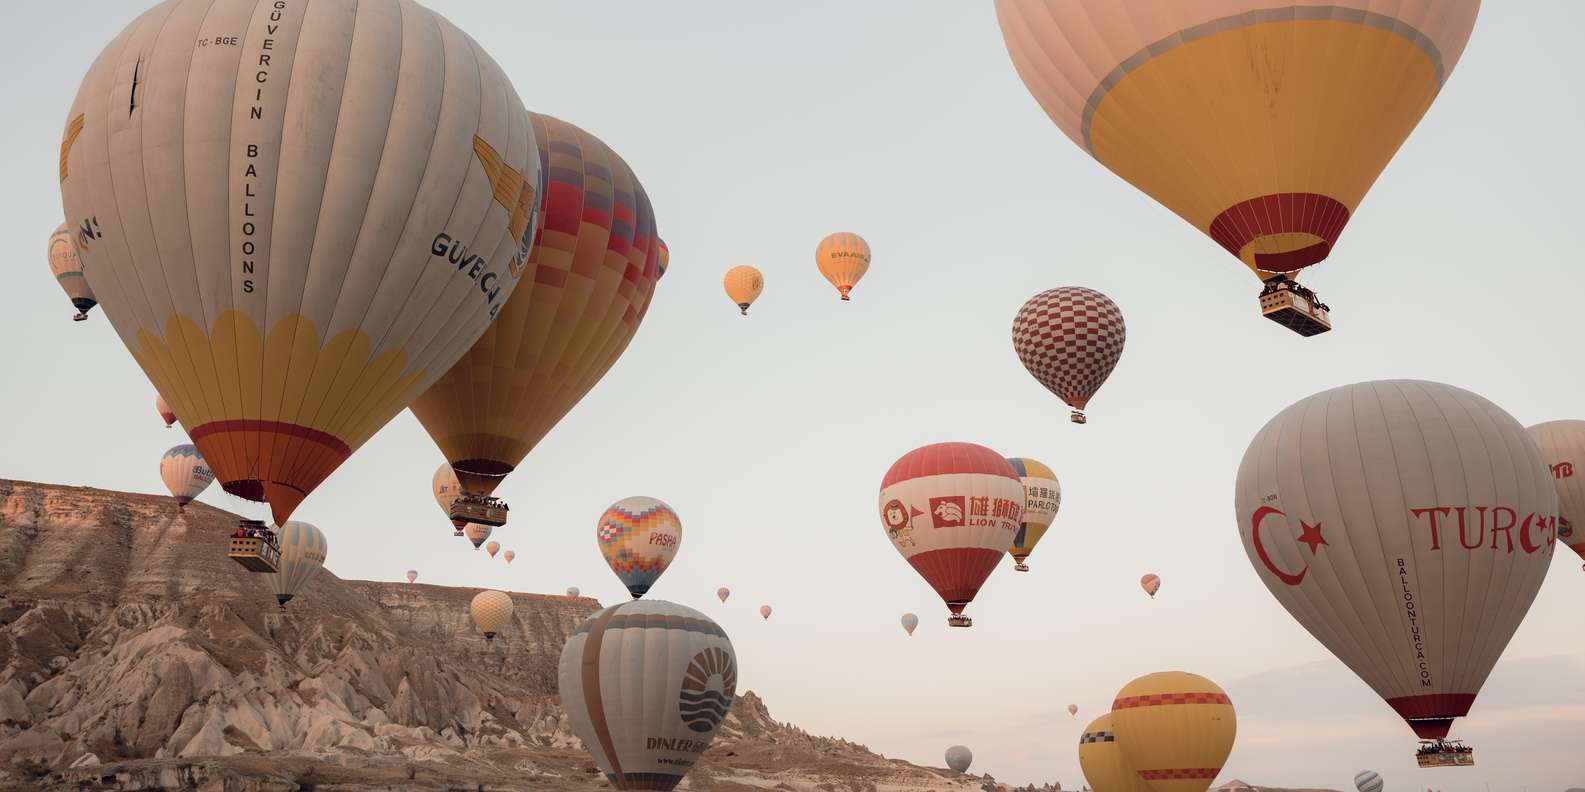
[
  {"xmin": 1012, "ymin": 288, "xmax": 1125, "ymax": 424},
  {"xmin": 598, "ymin": 496, "xmax": 682, "ymax": 598}
]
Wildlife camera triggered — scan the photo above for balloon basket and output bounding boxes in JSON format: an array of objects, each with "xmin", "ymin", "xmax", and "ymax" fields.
[
  {"xmin": 226, "ymin": 521, "xmax": 280, "ymax": 573},
  {"xmin": 72, "ymin": 313, "xmax": 88, "ymax": 322},
  {"xmin": 1415, "ymin": 740, "xmax": 1474, "ymax": 768},
  {"xmin": 1258, "ymin": 276, "xmax": 1332, "ymax": 337},
  {"xmin": 1014, "ymin": 562, "xmax": 1030, "ymax": 572},
  {"xmin": 947, "ymin": 614, "xmax": 972, "ymax": 628},
  {"xmin": 1070, "ymin": 410, "xmax": 1087, "ymax": 425},
  {"xmin": 449, "ymin": 494, "xmax": 508, "ymax": 527}
]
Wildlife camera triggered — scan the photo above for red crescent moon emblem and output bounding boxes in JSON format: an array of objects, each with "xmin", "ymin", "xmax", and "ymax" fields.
[{"xmin": 1251, "ymin": 505, "xmax": 1308, "ymax": 586}]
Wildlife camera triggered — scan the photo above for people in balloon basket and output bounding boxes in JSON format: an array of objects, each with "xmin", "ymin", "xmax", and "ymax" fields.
[{"xmin": 231, "ymin": 523, "xmax": 276, "ymax": 546}]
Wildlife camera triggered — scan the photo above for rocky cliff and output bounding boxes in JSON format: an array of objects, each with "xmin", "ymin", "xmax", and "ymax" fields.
[{"xmin": 0, "ymin": 480, "xmax": 1020, "ymax": 791}]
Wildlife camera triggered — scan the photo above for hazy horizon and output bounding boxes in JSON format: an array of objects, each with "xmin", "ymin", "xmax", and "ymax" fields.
[{"xmin": 3, "ymin": 2, "xmax": 1583, "ymax": 789}]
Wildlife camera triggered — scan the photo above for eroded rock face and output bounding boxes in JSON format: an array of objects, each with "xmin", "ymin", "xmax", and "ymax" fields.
[{"xmin": 0, "ymin": 481, "xmax": 1034, "ymax": 791}]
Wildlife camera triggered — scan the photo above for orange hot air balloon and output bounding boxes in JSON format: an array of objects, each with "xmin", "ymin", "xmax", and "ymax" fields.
[
  {"xmin": 485, "ymin": 541, "xmax": 500, "ymax": 559},
  {"xmin": 879, "ymin": 442, "xmax": 1025, "ymax": 627},
  {"xmin": 1013, "ymin": 288, "xmax": 1126, "ymax": 424},
  {"xmin": 723, "ymin": 266, "xmax": 763, "ymax": 315},
  {"xmin": 154, "ymin": 395, "xmax": 176, "ymax": 429},
  {"xmin": 61, "ymin": 0, "xmax": 542, "ymax": 527},
  {"xmin": 759, "ymin": 605, "xmax": 772, "ymax": 620},
  {"xmin": 1110, "ymin": 672, "xmax": 1236, "ymax": 792},
  {"xmin": 48, "ymin": 223, "xmax": 95, "ymax": 322},
  {"xmin": 1140, "ymin": 574, "xmax": 1161, "ymax": 599},
  {"xmin": 409, "ymin": 112, "xmax": 661, "ymax": 503},
  {"xmin": 815, "ymin": 232, "xmax": 870, "ymax": 301},
  {"xmin": 995, "ymin": 1, "xmax": 1481, "ymax": 336}
]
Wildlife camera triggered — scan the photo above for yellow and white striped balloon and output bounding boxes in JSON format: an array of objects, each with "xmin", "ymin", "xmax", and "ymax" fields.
[{"xmin": 272, "ymin": 521, "xmax": 327, "ymax": 608}]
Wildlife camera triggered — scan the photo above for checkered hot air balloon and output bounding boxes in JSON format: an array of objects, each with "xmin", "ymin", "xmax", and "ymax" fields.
[
  {"xmin": 597, "ymin": 497, "xmax": 682, "ymax": 598},
  {"xmin": 1079, "ymin": 713, "xmax": 1151, "ymax": 792},
  {"xmin": 1012, "ymin": 287, "xmax": 1125, "ymax": 425}
]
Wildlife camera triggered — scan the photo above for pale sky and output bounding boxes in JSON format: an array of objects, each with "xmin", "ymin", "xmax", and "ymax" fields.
[{"xmin": 4, "ymin": 2, "xmax": 1584, "ymax": 789}]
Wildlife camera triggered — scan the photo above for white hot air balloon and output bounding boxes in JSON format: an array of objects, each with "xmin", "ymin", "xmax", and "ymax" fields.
[
  {"xmin": 159, "ymin": 444, "xmax": 213, "ymax": 507},
  {"xmin": 272, "ymin": 521, "xmax": 328, "ymax": 608},
  {"xmin": 945, "ymin": 745, "xmax": 972, "ymax": 773},
  {"xmin": 900, "ymin": 612, "xmax": 918, "ymax": 636},
  {"xmin": 559, "ymin": 599, "xmax": 736, "ymax": 791},
  {"xmin": 405, "ymin": 569, "xmax": 418, "ymax": 584},
  {"xmin": 1527, "ymin": 420, "xmax": 1585, "ymax": 570},
  {"xmin": 471, "ymin": 590, "xmax": 514, "ymax": 642},
  {"xmin": 566, "ymin": 586, "xmax": 581, "ymax": 598},
  {"xmin": 1354, "ymin": 771, "xmax": 1383, "ymax": 792},
  {"xmin": 1236, "ymin": 380, "xmax": 1556, "ymax": 749}
]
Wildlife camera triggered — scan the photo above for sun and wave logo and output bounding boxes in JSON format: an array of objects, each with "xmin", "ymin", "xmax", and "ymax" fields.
[{"xmin": 679, "ymin": 646, "xmax": 736, "ymax": 734}]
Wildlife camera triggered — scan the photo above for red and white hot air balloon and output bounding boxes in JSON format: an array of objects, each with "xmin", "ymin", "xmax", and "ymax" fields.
[
  {"xmin": 1012, "ymin": 287, "xmax": 1125, "ymax": 424},
  {"xmin": 879, "ymin": 442, "xmax": 1024, "ymax": 627},
  {"xmin": 154, "ymin": 395, "xmax": 176, "ymax": 429},
  {"xmin": 1528, "ymin": 420, "xmax": 1585, "ymax": 570},
  {"xmin": 1236, "ymin": 380, "xmax": 1556, "ymax": 751},
  {"xmin": 405, "ymin": 569, "xmax": 418, "ymax": 584},
  {"xmin": 1140, "ymin": 574, "xmax": 1161, "ymax": 599}
]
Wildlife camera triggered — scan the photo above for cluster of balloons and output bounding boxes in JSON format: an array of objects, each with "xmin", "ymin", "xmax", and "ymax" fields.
[{"xmin": 721, "ymin": 232, "xmax": 871, "ymax": 316}]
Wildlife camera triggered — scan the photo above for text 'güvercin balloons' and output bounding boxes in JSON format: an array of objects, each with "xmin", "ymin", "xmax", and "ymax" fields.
[
  {"xmin": 1235, "ymin": 380, "xmax": 1555, "ymax": 746},
  {"xmin": 598, "ymin": 496, "xmax": 681, "ymax": 598},
  {"xmin": 996, "ymin": 1, "xmax": 1481, "ymax": 334},
  {"xmin": 1007, "ymin": 457, "xmax": 1060, "ymax": 571},
  {"xmin": 1013, "ymin": 288, "xmax": 1125, "ymax": 424},
  {"xmin": 559, "ymin": 599, "xmax": 736, "ymax": 791},
  {"xmin": 60, "ymin": 0, "xmax": 542, "ymax": 526},
  {"xmin": 879, "ymin": 442, "xmax": 1023, "ymax": 627},
  {"xmin": 1527, "ymin": 420, "xmax": 1585, "ymax": 569}
]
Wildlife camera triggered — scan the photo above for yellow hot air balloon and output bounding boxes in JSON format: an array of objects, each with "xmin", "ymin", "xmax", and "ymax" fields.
[
  {"xmin": 995, "ymin": 1, "xmax": 1481, "ymax": 335},
  {"xmin": 409, "ymin": 112, "xmax": 662, "ymax": 512},
  {"xmin": 273, "ymin": 521, "xmax": 327, "ymax": 608},
  {"xmin": 61, "ymin": 0, "xmax": 542, "ymax": 527},
  {"xmin": 48, "ymin": 223, "xmax": 95, "ymax": 322},
  {"xmin": 470, "ymin": 589, "xmax": 514, "ymax": 642},
  {"xmin": 1110, "ymin": 672, "xmax": 1236, "ymax": 792},
  {"xmin": 815, "ymin": 232, "xmax": 870, "ymax": 301},
  {"xmin": 1006, "ymin": 457, "xmax": 1060, "ymax": 572},
  {"xmin": 1079, "ymin": 713, "xmax": 1152, "ymax": 792},
  {"xmin": 723, "ymin": 265, "xmax": 763, "ymax": 315}
]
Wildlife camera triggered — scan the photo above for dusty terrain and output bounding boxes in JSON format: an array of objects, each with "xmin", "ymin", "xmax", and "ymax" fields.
[{"xmin": 0, "ymin": 479, "xmax": 1055, "ymax": 791}]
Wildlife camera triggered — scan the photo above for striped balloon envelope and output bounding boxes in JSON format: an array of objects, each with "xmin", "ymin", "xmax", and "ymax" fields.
[
  {"xmin": 1110, "ymin": 672, "xmax": 1236, "ymax": 792},
  {"xmin": 995, "ymin": 1, "xmax": 1481, "ymax": 325},
  {"xmin": 1527, "ymin": 420, "xmax": 1585, "ymax": 569},
  {"xmin": 60, "ymin": 0, "xmax": 541, "ymax": 527},
  {"xmin": 1235, "ymin": 381, "xmax": 1556, "ymax": 740},
  {"xmin": 470, "ymin": 590, "xmax": 514, "ymax": 642},
  {"xmin": 598, "ymin": 497, "xmax": 682, "ymax": 598},
  {"xmin": 159, "ymin": 444, "xmax": 213, "ymax": 507},
  {"xmin": 815, "ymin": 232, "xmax": 871, "ymax": 301},
  {"xmin": 1353, "ymin": 770, "xmax": 1383, "ymax": 792},
  {"xmin": 1079, "ymin": 713, "xmax": 1152, "ymax": 792},
  {"xmin": 558, "ymin": 599, "xmax": 736, "ymax": 792},
  {"xmin": 410, "ymin": 112, "xmax": 662, "ymax": 499},
  {"xmin": 1012, "ymin": 288, "xmax": 1126, "ymax": 424},
  {"xmin": 1006, "ymin": 457, "xmax": 1060, "ymax": 571},
  {"xmin": 879, "ymin": 442, "xmax": 1024, "ymax": 627},
  {"xmin": 272, "ymin": 521, "xmax": 327, "ymax": 608},
  {"xmin": 47, "ymin": 223, "xmax": 95, "ymax": 321}
]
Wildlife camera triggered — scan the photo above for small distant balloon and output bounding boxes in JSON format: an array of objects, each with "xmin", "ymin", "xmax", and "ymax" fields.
[
  {"xmin": 1354, "ymin": 771, "xmax": 1383, "ymax": 792},
  {"xmin": 465, "ymin": 523, "xmax": 492, "ymax": 550},
  {"xmin": 723, "ymin": 265, "xmax": 764, "ymax": 316},
  {"xmin": 1068, "ymin": 704, "xmax": 1078, "ymax": 717},
  {"xmin": 471, "ymin": 590, "xmax": 514, "ymax": 642},
  {"xmin": 717, "ymin": 586, "xmax": 730, "ymax": 603},
  {"xmin": 900, "ymin": 612, "xmax": 918, "ymax": 636},
  {"xmin": 1140, "ymin": 574, "xmax": 1161, "ymax": 598},
  {"xmin": 566, "ymin": 586, "xmax": 581, "ymax": 598},
  {"xmin": 155, "ymin": 395, "xmax": 175, "ymax": 429},
  {"xmin": 759, "ymin": 605, "xmax": 772, "ymax": 620},
  {"xmin": 159, "ymin": 445, "xmax": 213, "ymax": 507},
  {"xmin": 48, "ymin": 223, "xmax": 95, "ymax": 322},
  {"xmin": 815, "ymin": 232, "xmax": 870, "ymax": 301},
  {"xmin": 503, "ymin": 550, "xmax": 515, "ymax": 564},
  {"xmin": 485, "ymin": 541, "xmax": 500, "ymax": 558},
  {"xmin": 945, "ymin": 745, "xmax": 972, "ymax": 773},
  {"xmin": 405, "ymin": 570, "xmax": 418, "ymax": 584}
]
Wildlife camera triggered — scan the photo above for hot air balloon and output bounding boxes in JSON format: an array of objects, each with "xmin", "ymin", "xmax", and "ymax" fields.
[
  {"xmin": 406, "ymin": 569, "xmax": 418, "ymax": 584},
  {"xmin": 60, "ymin": 0, "xmax": 542, "ymax": 529},
  {"xmin": 470, "ymin": 590, "xmax": 514, "ymax": 642},
  {"xmin": 48, "ymin": 223, "xmax": 95, "ymax": 322},
  {"xmin": 1110, "ymin": 671, "xmax": 1236, "ymax": 792},
  {"xmin": 1527, "ymin": 420, "xmax": 1585, "ymax": 570},
  {"xmin": 1078, "ymin": 713, "xmax": 1152, "ymax": 792},
  {"xmin": 1140, "ymin": 574, "xmax": 1161, "ymax": 599},
  {"xmin": 597, "ymin": 496, "xmax": 681, "ymax": 598},
  {"xmin": 995, "ymin": 2, "xmax": 1481, "ymax": 336},
  {"xmin": 1007, "ymin": 457, "xmax": 1060, "ymax": 571},
  {"xmin": 159, "ymin": 444, "xmax": 214, "ymax": 508},
  {"xmin": 1013, "ymin": 287, "xmax": 1125, "ymax": 424},
  {"xmin": 657, "ymin": 239, "xmax": 670, "ymax": 280},
  {"xmin": 433, "ymin": 463, "xmax": 466, "ymax": 536},
  {"xmin": 409, "ymin": 112, "xmax": 662, "ymax": 523},
  {"xmin": 485, "ymin": 541, "xmax": 500, "ymax": 559},
  {"xmin": 1235, "ymin": 380, "xmax": 1555, "ymax": 756},
  {"xmin": 758, "ymin": 605, "xmax": 772, "ymax": 620},
  {"xmin": 559, "ymin": 599, "xmax": 736, "ymax": 791},
  {"xmin": 879, "ymin": 442, "xmax": 1024, "ymax": 627},
  {"xmin": 815, "ymin": 232, "xmax": 870, "ymax": 301},
  {"xmin": 717, "ymin": 586, "xmax": 730, "ymax": 603},
  {"xmin": 566, "ymin": 586, "xmax": 581, "ymax": 598},
  {"xmin": 723, "ymin": 265, "xmax": 763, "ymax": 315},
  {"xmin": 273, "ymin": 521, "xmax": 327, "ymax": 608},
  {"xmin": 1354, "ymin": 771, "xmax": 1383, "ymax": 792},
  {"xmin": 503, "ymin": 549, "xmax": 515, "ymax": 564},
  {"xmin": 154, "ymin": 395, "xmax": 175, "ymax": 429},
  {"xmin": 900, "ymin": 612, "xmax": 918, "ymax": 636},
  {"xmin": 1068, "ymin": 704, "xmax": 1078, "ymax": 717},
  {"xmin": 465, "ymin": 523, "xmax": 493, "ymax": 550},
  {"xmin": 944, "ymin": 745, "xmax": 972, "ymax": 774}
]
